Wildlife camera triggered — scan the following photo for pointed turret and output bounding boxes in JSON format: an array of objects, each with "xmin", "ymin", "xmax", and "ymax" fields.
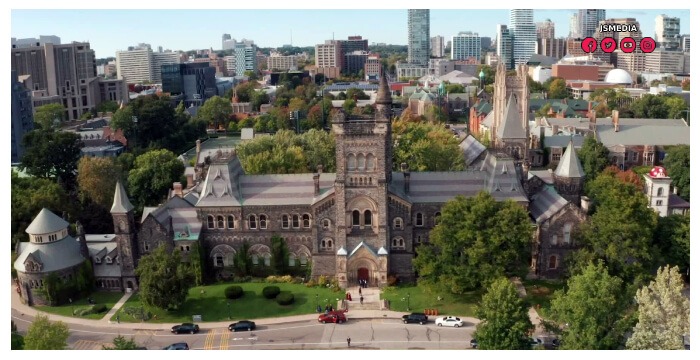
[
  {"xmin": 25, "ymin": 208, "xmax": 69, "ymax": 235},
  {"xmin": 555, "ymin": 139, "xmax": 585, "ymax": 179},
  {"xmin": 111, "ymin": 180, "xmax": 134, "ymax": 214},
  {"xmin": 376, "ymin": 72, "xmax": 392, "ymax": 105}
]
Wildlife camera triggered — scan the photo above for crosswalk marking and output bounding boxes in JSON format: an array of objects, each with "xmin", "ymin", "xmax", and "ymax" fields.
[
  {"xmin": 204, "ymin": 329, "xmax": 216, "ymax": 350},
  {"xmin": 72, "ymin": 340, "xmax": 102, "ymax": 350},
  {"xmin": 219, "ymin": 329, "xmax": 229, "ymax": 350}
]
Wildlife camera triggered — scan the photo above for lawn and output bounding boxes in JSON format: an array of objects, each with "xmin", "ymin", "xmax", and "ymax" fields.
[
  {"xmin": 112, "ymin": 282, "xmax": 344, "ymax": 323},
  {"xmin": 380, "ymin": 285, "xmax": 483, "ymax": 318},
  {"xmin": 35, "ymin": 291, "xmax": 125, "ymax": 319},
  {"xmin": 522, "ymin": 279, "xmax": 565, "ymax": 319}
]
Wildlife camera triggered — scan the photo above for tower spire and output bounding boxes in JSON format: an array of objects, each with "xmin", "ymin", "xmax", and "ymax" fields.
[
  {"xmin": 111, "ymin": 180, "xmax": 134, "ymax": 214},
  {"xmin": 376, "ymin": 72, "xmax": 392, "ymax": 105}
]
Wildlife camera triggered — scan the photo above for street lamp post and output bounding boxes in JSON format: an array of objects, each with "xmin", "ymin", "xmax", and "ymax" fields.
[
  {"xmin": 69, "ymin": 298, "xmax": 74, "ymax": 316},
  {"xmin": 407, "ymin": 293, "xmax": 410, "ymax": 311},
  {"xmin": 227, "ymin": 301, "xmax": 231, "ymax": 320}
]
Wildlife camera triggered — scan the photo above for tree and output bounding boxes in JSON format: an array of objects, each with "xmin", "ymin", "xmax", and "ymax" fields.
[
  {"xmin": 270, "ymin": 235, "xmax": 290, "ymax": 275},
  {"xmin": 413, "ymin": 193, "xmax": 532, "ymax": 294},
  {"xmin": 665, "ymin": 96, "xmax": 688, "ymax": 120},
  {"xmin": 77, "ymin": 157, "xmax": 124, "ymax": 209},
  {"xmin": 392, "ymin": 118, "xmax": 465, "ymax": 171},
  {"xmin": 24, "ymin": 314, "xmax": 69, "ymax": 350},
  {"xmin": 188, "ymin": 243, "xmax": 205, "ymax": 287},
  {"xmin": 527, "ymin": 75, "xmax": 545, "ymax": 94},
  {"xmin": 96, "ymin": 100, "xmax": 120, "ymax": 114},
  {"xmin": 103, "ymin": 335, "xmax": 141, "ymax": 350},
  {"xmin": 663, "ymin": 145, "xmax": 690, "ymax": 201},
  {"xmin": 110, "ymin": 106, "xmax": 136, "ymax": 135},
  {"xmin": 534, "ymin": 103, "xmax": 551, "ymax": 118},
  {"xmin": 235, "ymin": 130, "xmax": 308, "ymax": 174},
  {"xmin": 11, "ymin": 171, "xmax": 70, "ymax": 243},
  {"xmin": 288, "ymin": 97, "xmax": 307, "ymax": 113},
  {"xmin": 444, "ymin": 83, "xmax": 466, "ymax": 94},
  {"xmin": 630, "ymin": 94, "xmax": 670, "ymax": 119},
  {"xmin": 20, "ymin": 129, "xmax": 83, "ymax": 188},
  {"xmin": 244, "ymin": 70, "xmax": 259, "ymax": 81},
  {"xmin": 548, "ymin": 261, "xmax": 633, "ymax": 350},
  {"xmin": 473, "ymin": 278, "xmax": 533, "ymax": 350},
  {"xmin": 197, "ymin": 96, "xmax": 232, "ymax": 129},
  {"xmin": 548, "ymin": 78, "xmax": 568, "ymax": 99},
  {"xmin": 135, "ymin": 245, "xmax": 194, "ymax": 310},
  {"xmin": 345, "ymin": 87, "xmax": 370, "ymax": 100},
  {"xmin": 251, "ymin": 90, "xmax": 270, "ymax": 111},
  {"xmin": 476, "ymin": 65, "xmax": 495, "ymax": 85},
  {"xmin": 425, "ymin": 105, "xmax": 448, "ymax": 123},
  {"xmin": 234, "ymin": 241, "xmax": 252, "ymax": 276},
  {"xmin": 577, "ymin": 136, "xmax": 610, "ymax": 182},
  {"xmin": 11, "ymin": 320, "xmax": 24, "ymax": 350},
  {"xmin": 653, "ymin": 214, "xmax": 690, "ymax": 274},
  {"xmin": 342, "ymin": 98, "xmax": 356, "ymax": 114},
  {"xmin": 128, "ymin": 149, "xmax": 185, "ymax": 210},
  {"xmin": 34, "ymin": 103, "xmax": 65, "ymax": 130},
  {"xmin": 300, "ymin": 129, "xmax": 336, "ymax": 172},
  {"xmin": 599, "ymin": 165, "xmax": 643, "ymax": 191},
  {"xmin": 626, "ymin": 265, "xmax": 689, "ymax": 349}
]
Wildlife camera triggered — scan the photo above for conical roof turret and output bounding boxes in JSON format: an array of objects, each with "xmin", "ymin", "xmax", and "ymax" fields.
[{"xmin": 376, "ymin": 73, "xmax": 392, "ymax": 105}]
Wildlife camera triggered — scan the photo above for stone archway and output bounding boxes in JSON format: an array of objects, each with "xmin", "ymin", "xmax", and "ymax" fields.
[{"xmin": 347, "ymin": 257, "xmax": 378, "ymax": 287}]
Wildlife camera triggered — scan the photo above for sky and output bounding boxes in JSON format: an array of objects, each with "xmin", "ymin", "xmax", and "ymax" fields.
[{"xmin": 10, "ymin": 7, "xmax": 690, "ymax": 59}]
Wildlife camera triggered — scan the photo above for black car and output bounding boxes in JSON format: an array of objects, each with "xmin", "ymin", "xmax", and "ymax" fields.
[
  {"xmin": 402, "ymin": 313, "xmax": 428, "ymax": 325},
  {"xmin": 228, "ymin": 320, "xmax": 256, "ymax": 332},
  {"xmin": 163, "ymin": 342, "xmax": 189, "ymax": 350},
  {"xmin": 171, "ymin": 323, "xmax": 199, "ymax": 334},
  {"xmin": 551, "ymin": 338, "xmax": 560, "ymax": 348},
  {"xmin": 470, "ymin": 339, "xmax": 478, "ymax": 349}
]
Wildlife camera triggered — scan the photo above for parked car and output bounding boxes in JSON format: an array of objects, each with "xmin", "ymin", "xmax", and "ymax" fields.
[
  {"xmin": 402, "ymin": 313, "xmax": 429, "ymax": 325},
  {"xmin": 530, "ymin": 337, "xmax": 544, "ymax": 348},
  {"xmin": 163, "ymin": 342, "xmax": 189, "ymax": 350},
  {"xmin": 551, "ymin": 338, "xmax": 560, "ymax": 348},
  {"xmin": 469, "ymin": 339, "xmax": 478, "ymax": 349},
  {"xmin": 318, "ymin": 311, "xmax": 347, "ymax": 324},
  {"xmin": 228, "ymin": 320, "xmax": 256, "ymax": 332},
  {"xmin": 435, "ymin": 316, "xmax": 463, "ymax": 327},
  {"xmin": 171, "ymin": 323, "xmax": 199, "ymax": 334}
]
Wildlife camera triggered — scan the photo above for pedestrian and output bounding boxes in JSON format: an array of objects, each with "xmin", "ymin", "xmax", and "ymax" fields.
[
  {"xmin": 359, "ymin": 287, "xmax": 362, "ymax": 296},
  {"xmin": 347, "ymin": 337, "xmax": 351, "ymax": 347},
  {"xmin": 360, "ymin": 296, "xmax": 364, "ymax": 305},
  {"xmin": 116, "ymin": 314, "xmax": 120, "ymax": 324}
]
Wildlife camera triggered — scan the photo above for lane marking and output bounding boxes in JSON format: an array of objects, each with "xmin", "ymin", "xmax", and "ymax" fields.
[{"xmin": 219, "ymin": 329, "xmax": 229, "ymax": 350}]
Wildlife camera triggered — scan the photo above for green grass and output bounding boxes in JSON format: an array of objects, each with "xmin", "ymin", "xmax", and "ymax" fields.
[
  {"xmin": 522, "ymin": 279, "xmax": 565, "ymax": 319},
  {"xmin": 112, "ymin": 282, "xmax": 344, "ymax": 323},
  {"xmin": 35, "ymin": 291, "xmax": 125, "ymax": 319},
  {"xmin": 380, "ymin": 285, "xmax": 483, "ymax": 318}
]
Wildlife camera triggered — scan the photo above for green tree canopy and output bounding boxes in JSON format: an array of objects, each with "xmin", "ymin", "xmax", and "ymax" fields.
[
  {"xmin": 345, "ymin": 87, "xmax": 370, "ymax": 100},
  {"xmin": 630, "ymin": 94, "xmax": 670, "ymax": 118},
  {"xmin": 20, "ymin": 129, "xmax": 83, "ymax": 188},
  {"xmin": 96, "ymin": 100, "xmax": 120, "ymax": 114},
  {"xmin": 663, "ymin": 145, "xmax": 690, "ymax": 201},
  {"xmin": 626, "ymin": 265, "xmax": 689, "ymax": 350},
  {"xmin": 392, "ymin": 118, "xmax": 464, "ymax": 171},
  {"xmin": 270, "ymin": 235, "xmax": 290, "ymax": 275},
  {"xmin": 548, "ymin": 261, "xmax": 633, "ymax": 350},
  {"xmin": 653, "ymin": 214, "xmax": 690, "ymax": 274},
  {"xmin": 127, "ymin": 149, "xmax": 185, "ymax": 210},
  {"xmin": 135, "ymin": 245, "xmax": 194, "ymax": 310},
  {"xmin": 11, "ymin": 320, "xmax": 24, "ymax": 350},
  {"xmin": 77, "ymin": 157, "xmax": 125, "ymax": 209},
  {"xmin": 473, "ymin": 278, "xmax": 533, "ymax": 350},
  {"xmin": 665, "ymin": 96, "xmax": 688, "ymax": 120},
  {"xmin": 413, "ymin": 193, "xmax": 532, "ymax": 293},
  {"xmin": 342, "ymin": 98, "xmax": 356, "ymax": 114},
  {"xmin": 11, "ymin": 171, "xmax": 70, "ymax": 244},
  {"xmin": 103, "ymin": 335, "xmax": 141, "ymax": 350},
  {"xmin": 24, "ymin": 314, "xmax": 69, "ymax": 350},
  {"xmin": 236, "ymin": 129, "xmax": 335, "ymax": 174},
  {"xmin": 577, "ymin": 136, "xmax": 610, "ymax": 182},
  {"xmin": 234, "ymin": 81, "xmax": 259, "ymax": 103},
  {"xmin": 34, "ymin": 103, "xmax": 65, "ymax": 130},
  {"xmin": 548, "ymin": 78, "xmax": 568, "ymax": 99},
  {"xmin": 444, "ymin": 83, "xmax": 466, "ymax": 94},
  {"xmin": 197, "ymin": 95, "xmax": 232, "ymax": 129}
]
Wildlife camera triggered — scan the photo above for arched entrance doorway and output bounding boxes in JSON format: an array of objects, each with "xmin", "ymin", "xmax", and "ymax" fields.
[
  {"xmin": 126, "ymin": 280, "xmax": 134, "ymax": 291},
  {"xmin": 357, "ymin": 268, "xmax": 369, "ymax": 284}
]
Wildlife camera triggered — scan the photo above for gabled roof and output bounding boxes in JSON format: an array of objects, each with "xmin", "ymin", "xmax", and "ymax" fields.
[
  {"xmin": 111, "ymin": 180, "xmax": 134, "ymax": 214},
  {"xmin": 349, "ymin": 241, "xmax": 378, "ymax": 258},
  {"xmin": 554, "ymin": 139, "xmax": 585, "ymax": 178},
  {"xmin": 529, "ymin": 185, "xmax": 570, "ymax": 223},
  {"xmin": 14, "ymin": 235, "xmax": 85, "ymax": 273},
  {"xmin": 25, "ymin": 208, "xmax": 69, "ymax": 235},
  {"xmin": 497, "ymin": 93, "xmax": 526, "ymax": 139},
  {"xmin": 459, "ymin": 135, "xmax": 486, "ymax": 166},
  {"xmin": 481, "ymin": 110, "xmax": 495, "ymax": 128}
]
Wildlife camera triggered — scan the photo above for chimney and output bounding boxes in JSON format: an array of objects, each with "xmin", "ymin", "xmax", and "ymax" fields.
[
  {"xmin": 580, "ymin": 196, "xmax": 591, "ymax": 214},
  {"xmin": 588, "ymin": 109, "xmax": 596, "ymax": 124},
  {"xmin": 522, "ymin": 161, "xmax": 530, "ymax": 178},
  {"xmin": 172, "ymin": 182, "xmax": 183, "ymax": 198},
  {"xmin": 674, "ymin": 186, "xmax": 679, "ymax": 195},
  {"xmin": 612, "ymin": 110, "xmax": 619, "ymax": 132},
  {"xmin": 401, "ymin": 162, "xmax": 410, "ymax": 194},
  {"xmin": 313, "ymin": 164, "xmax": 323, "ymax": 196},
  {"xmin": 186, "ymin": 173, "xmax": 194, "ymax": 188},
  {"xmin": 552, "ymin": 124, "xmax": 559, "ymax": 134}
]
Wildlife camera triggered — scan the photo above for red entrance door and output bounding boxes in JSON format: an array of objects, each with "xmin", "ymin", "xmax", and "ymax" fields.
[{"xmin": 357, "ymin": 268, "xmax": 369, "ymax": 284}]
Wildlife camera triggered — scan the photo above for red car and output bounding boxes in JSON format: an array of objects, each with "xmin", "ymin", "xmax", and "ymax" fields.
[{"xmin": 318, "ymin": 311, "xmax": 347, "ymax": 324}]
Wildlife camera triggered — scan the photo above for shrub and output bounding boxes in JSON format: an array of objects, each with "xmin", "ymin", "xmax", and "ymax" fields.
[
  {"xmin": 91, "ymin": 304, "xmax": 107, "ymax": 313},
  {"xmin": 122, "ymin": 306, "xmax": 152, "ymax": 320},
  {"xmin": 317, "ymin": 275, "xmax": 328, "ymax": 287},
  {"xmin": 265, "ymin": 275, "xmax": 277, "ymax": 283},
  {"xmin": 276, "ymin": 292, "xmax": 295, "ymax": 305},
  {"xmin": 225, "ymin": 285, "xmax": 244, "ymax": 299},
  {"xmin": 262, "ymin": 286, "xmax": 281, "ymax": 299},
  {"xmin": 387, "ymin": 275, "xmax": 399, "ymax": 286},
  {"xmin": 305, "ymin": 279, "xmax": 316, "ymax": 287}
]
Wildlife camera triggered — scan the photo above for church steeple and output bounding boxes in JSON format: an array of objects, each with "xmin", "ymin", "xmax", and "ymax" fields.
[
  {"xmin": 376, "ymin": 72, "xmax": 392, "ymax": 105},
  {"xmin": 110, "ymin": 179, "xmax": 139, "ymax": 291},
  {"xmin": 553, "ymin": 138, "xmax": 586, "ymax": 205},
  {"xmin": 111, "ymin": 180, "xmax": 134, "ymax": 214}
]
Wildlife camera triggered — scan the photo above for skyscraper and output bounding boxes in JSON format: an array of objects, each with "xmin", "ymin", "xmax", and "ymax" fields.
[
  {"xmin": 536, "ymin": 19, "xmax": 555, "ymax": 40},
  {"xmin": 655, "ymin": 15, "xmax": 681, "ymax": 50},
  {"xmin": 451, "ymin": 32, "xmax": 481, "ymax": 62},
  {"xmin": 569, "ymin": 13, "xmax": 580, "ymax": 38},
  {"xmin": 578, "ymin": 9, "xmax": 606, "ymax": 38},
  {"xmin": 497, "ymin": 24, "xmax": 514, "ymax": 70},
  {"xmin": 408, "ymin": 9, "xmax": 430, "ymax": 66},
  {"xmin": 234, "ymin": 41, "xmax": 258, "ymax": 76},
  {"xmin": 11, "ymin": 70, "xmax": 34, "ymax": 164},
  {"xmin": 509, "ymin": 9, "xmax": 537, "ymax": 66},
  {"xmin": 431, "ymin": 35, "xmax": 445, "ymax": 58}
]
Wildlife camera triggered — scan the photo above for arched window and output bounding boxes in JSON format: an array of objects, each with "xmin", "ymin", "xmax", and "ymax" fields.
[
  {"xmin": 225, "ymin": 253, "xmax": 234, "ymax": 266},
  {"xmin": 282, "ymin": 215, "xmax": 289, "ymax": 229},
  {"xmin": 657, "ymin": 187, "xmax": 664, "ymax": 196},
  {"xmin": 249, "ymin": 215, "xmax": 257, "ymax": 229},
  {"xmin": 322, "ymin": 219, "xmax": 331, "ymax": 230},
  {"xmin": 357, "ymin": 154, "xmax": 366, "ymax": 171},
  {"xmin": 321, "ymin": 240, "xmax": 326, "ymax": 248},
  {"xmin": 292, "ymin": 214, "xmax": 300, "ymax": 228},
  {"xmin": 302, "ymin": 214, "xmax": 311, "ymax": 228},
  {"xmin": 551, "ymin": 234, "xmax": 558, "ymax": 245},
  {"xmin": 252, "ymin": 254, "xmax": 259, "ymax": 265},
  {"xmin": 364, "ymin": 210, "xmax": 372, "ymax": 226},
  {"xmin": 393, "ymin": 217, "xmax": 403, "ymax": 230},
  {"xmin": 263, "ymin": 253, "xmax": 271, "ymax": 266},
  {"xmin": 207, "ymin": 215, "xmax": 215, "ymax": 229},
  {"xmin": 391, "ymin": 237, "xmax": 405, "ymax": 249},
  {"xmin": 366, "ymin": 154, "xmax": 376, "ymax": 171},
  {"xmin": 300, "ymin": 254, "xmax": 308, "ymax": 266},
  {"xmin": 217, "ymin": 215, "xmax": 225, "ymax": 229},
  {"xmin": 214, "ymin": 254, "xmax": 224, "ymax": 267},
  {"xmin": 548, "ymin": 256, "xmax": 558, "ymax": 269},
  {"xmin": 352, "ymin": 210, "xmax": 360, "ymax": 226},
  {"xmin": 417, "ymin": 235, "xmax": 423, "ymax": 243},
  {"xmin": 289, "ymin": 254, "xmax": 296, "ymax": 267},
  {"xmin": 434, "ymin": 212, "xmax": 442, "ymax": 226},
  {"xmin": 416, "ymin": 213, "xmax": 424, "ymax": 227},
  {"xmin": 563, "ymin": 223, "xmax": 572, "ymax": 244},
  {"xmin": 321, "ymin": 238, "xmax": 333, "ymax": 250},
  {"xmin": 259, "ymin": 215, "xmax": 268, "ymax": 229},
  {"xmin": 227, "ymin": 215, "xmax": 235, "ymax": 229},
  {"xmin": 347, "ymin": 154, "xmax": 357, "ymax": 171}
]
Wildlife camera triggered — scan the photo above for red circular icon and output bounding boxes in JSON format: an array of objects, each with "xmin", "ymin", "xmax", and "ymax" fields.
[
  {"xmin": 620, "ymin": 37, "xmax": 637, "ymax": 53},
  {"xmin": 581, "ymin": 37, "xmax": 597, "ymax": 53},
  {"xmin": 640, "ymin": 37, "xmax": 656, "ymax": 53},
  {"xmin": 600, "ymin": 37, "xmax": 617, "ymax": 53}
]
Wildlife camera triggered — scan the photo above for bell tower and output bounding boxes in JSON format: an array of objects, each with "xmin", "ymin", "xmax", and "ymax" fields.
[{"xmin": 111, "ymin": 180, "xmax": 139, "ymax": 291}]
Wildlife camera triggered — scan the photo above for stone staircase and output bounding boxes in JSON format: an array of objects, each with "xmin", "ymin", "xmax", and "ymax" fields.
[{"xmin": 345, "ymin": 286, "xmax": 383, "ymax": 310}]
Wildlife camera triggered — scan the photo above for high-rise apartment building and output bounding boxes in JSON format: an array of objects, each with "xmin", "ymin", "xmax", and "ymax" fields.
[
  {"xmin": 11, "ymin": 70, "xmax": 34, "ymax": 164},
  {"xmin": 536, "ymin": 19, "xmax": 555, "ymax": 40},
  {"xmin": 431, "ymin": 35, "xmax": 445, "ymax": 57},
  {"xmin": 497, "ymin": 24, "xmax": 515, "ymax": 70},
  {"xmin": 224, "ymin": 56, "xmax": 236, "ymax": 76},
  {"xmin": 538, "ymin": 38, "xmax": 567, "ymax": 59},
  {"xmin": 116, "ymin": 44, "xmax": 180, "ymax": 83},
  {"xmin": 569, "ymin": 13, "xmax": 580, "ymax": 38},
  {"xmin": 682, "ymin": 35, "xmax": 690, "ymax": 53},
  {"xmin": 644, "ymin": 50, "xmax": 684, "ymax": 74},
  {"xmin": 408, "ymin": 9, "xmax": 430, "ymax": 66},
  {"xmin": 315, "ymin": 40, "xmax": 343, "ymax": 78},
  {"xmin": 655, "ymin": 15, "xmax": 681, "ymax": 50},
  {"xmin": 510, "ymin": 9, "xmax": 537, "ymax": 66},
  {"xmin": 12, "ymin": 35, "xmax": 61, "ymax": 48},
  {"xmin": 267, "ymin": 52, "xmax": 299, "ymax": 71},
  {"xmin": 451, "ymin": 32, "xmax": 481, "ymax": 62},
  {"xmin": 578, "ymin": 9, "xmax": 606, "ymax": 38},
  {"xmin": 233, "ymin": 41, "xmax": 258, "ymax": 76}
]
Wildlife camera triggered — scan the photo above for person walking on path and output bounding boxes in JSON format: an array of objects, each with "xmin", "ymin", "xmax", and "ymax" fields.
[
  {"xmin": 359, "ymin": 287, "xmax": 362, "ymax": 296},
  {"xmin": 116, "ymin": 315, "xmax": 120, "ymax": 324},
  {"xmin": 360, "ymin": 296, "xmax": 364, "ymax": 305},
  {"xmin": 347, "ymin": 337, "xmax": 351, "ymax": 347}
]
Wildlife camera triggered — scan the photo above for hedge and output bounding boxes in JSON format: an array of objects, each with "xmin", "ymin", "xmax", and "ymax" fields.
[
  {"xmin": 225, "ymin": 285, "xmax": 244, "ymax": 299},
  {"xmin": 262, "ymin": 286, "xmax": 281, "ymax": 299},
  {"xmin": 276, "ymin": 292, "xmax": 295, "ymax": 305}
]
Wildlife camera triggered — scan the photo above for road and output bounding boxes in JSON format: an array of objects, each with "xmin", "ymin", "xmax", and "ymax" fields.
[{"xmin": 12, "ymin": 309, "xmax": 476, "ymax": 350}]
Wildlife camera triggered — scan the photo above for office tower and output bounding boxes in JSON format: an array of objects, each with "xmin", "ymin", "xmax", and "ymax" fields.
[
  {"xmin": 569, "ymin": 13, "xmax": 580, "ymax": 38},
  {"xmin": 234, "ymin": 41, "xmax": 258, "ymax": 76},
  {"xmin": 408, "ymin": 9, "xmax": 430, "ymax": 66},
  {"xmin": 11, "ymin": 70, "xmax": 34, "ymax": 164},
  {"xmin": 578, "ymin": 9, "xmax": 606, "ymax": 38},
  {"xmin": 222, "ymin": 33, "xmax": 232, "ymax": 49},
  {"xmin": 497, "ymin": 24, "xmax": 514, "ymax": 70},
  {"xmin": 161, "ymin": 63, "xmax": 217, "ymax": 106},
  {"xmin": 509, "ymin": 9, "xmax": 537, "ymax": 66},
  {"xmin": 655, "ymin": 14, "xmax": 681, "ymax": 50},
  {"xmin": 681, "ymin": 35, "xmax": 690, "ymax": 52},
  {"xmin": 315, "ymin": 40, "xmax": 343, "ymax": 79},
  {"xmin": 11, "ymin": 35, "xmax": 61, "ymax": 48},
  {"xmin": 537, "ymin": 38, "xmax": 567, "ymax": 59},
  {"xmin": 536, "ymin": 19, "xmax": 555, "ymax": 40},
  {"xmin": 451, "ymin": 32, "xmax": 481, "ymax": 62},
  {"xmin": 341, "ymin": 36, "xmax": 369, "ymax": 54},
  {"xmin": 431, "ymin": 35, "xmax": 445, "ymax": 57}
]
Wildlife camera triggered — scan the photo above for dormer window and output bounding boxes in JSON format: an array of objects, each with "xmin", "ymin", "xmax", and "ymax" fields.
[
  {"xmin": 105, "ymin": 256, "xmax": 112, "ymax": 264},
  {"xmin": 94, "ymin": 257, "xmax": 102, "ymax": 264}
]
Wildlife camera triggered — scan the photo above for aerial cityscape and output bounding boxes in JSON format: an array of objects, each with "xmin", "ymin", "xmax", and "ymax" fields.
[{"xmin": 10, "ymin": 8, "xmax": 690, "ymax": 352}]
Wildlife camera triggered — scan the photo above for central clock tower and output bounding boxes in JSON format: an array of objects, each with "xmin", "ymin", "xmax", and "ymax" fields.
[{"xmin": 111, "ymin": 180, "xmax": 139, "ymax": 291}]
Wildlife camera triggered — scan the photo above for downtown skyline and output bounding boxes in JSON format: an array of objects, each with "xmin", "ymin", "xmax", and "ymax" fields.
[{"xmin": 11, "ymin": 8, "xmax": 690, "ymax": 59}]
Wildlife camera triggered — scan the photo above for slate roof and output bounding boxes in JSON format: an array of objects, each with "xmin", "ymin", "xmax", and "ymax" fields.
[
  {"xmin": 15, "ymin": 236, "xmax": 85, "ymax": 273},
  {"xmin": 25, "ymin": 208, "xmax": 69, "ymax": 235},
  {"xmin": 481, "ymin": 110, "xmax": 495, "ymax": 128},
  {"xmin": 497, "ymin": 94, "xmax": 526, "ymax": 139},
  {"xmin": 147, "ymin": 196, "xmax": 202, "ymax": 241},
  {"xmin": 111, "ymin": 180, "xmax": 134, "ymax": 214},
  {"xmin": 529, "ymin": 185, "xmax": 569, "ymax": 223},
  {"xmin": 594, "ymin": 118, "xmax": 690, "ymax": 146},
  {"xmin": 543, "ymin": 135, "xmax": 585, "ymax": 148},
  {"xmin": 554, "ymin": 139, "xmax": 585, "ymax": 178},
  {"xmin": 196, "ymin": 155, "xmax": 245, "ymax": 207},
  {"xmin": 459, "ymin": 135, "xmax": 486, "ymax": 166},
  {"xmin": 239, "ymin": 173, "xmax": 336, "ymax": 206},
  {"xmin": 529, "ymin": 170, "xmax": 555, "ymax": 185},
  {"xmin": 87, "ymin": 243, "xmax": 122, "ymax": 278},
  {"xmin": 668, "ymin": 194, "xmax": 690, "ymax": 209}
]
